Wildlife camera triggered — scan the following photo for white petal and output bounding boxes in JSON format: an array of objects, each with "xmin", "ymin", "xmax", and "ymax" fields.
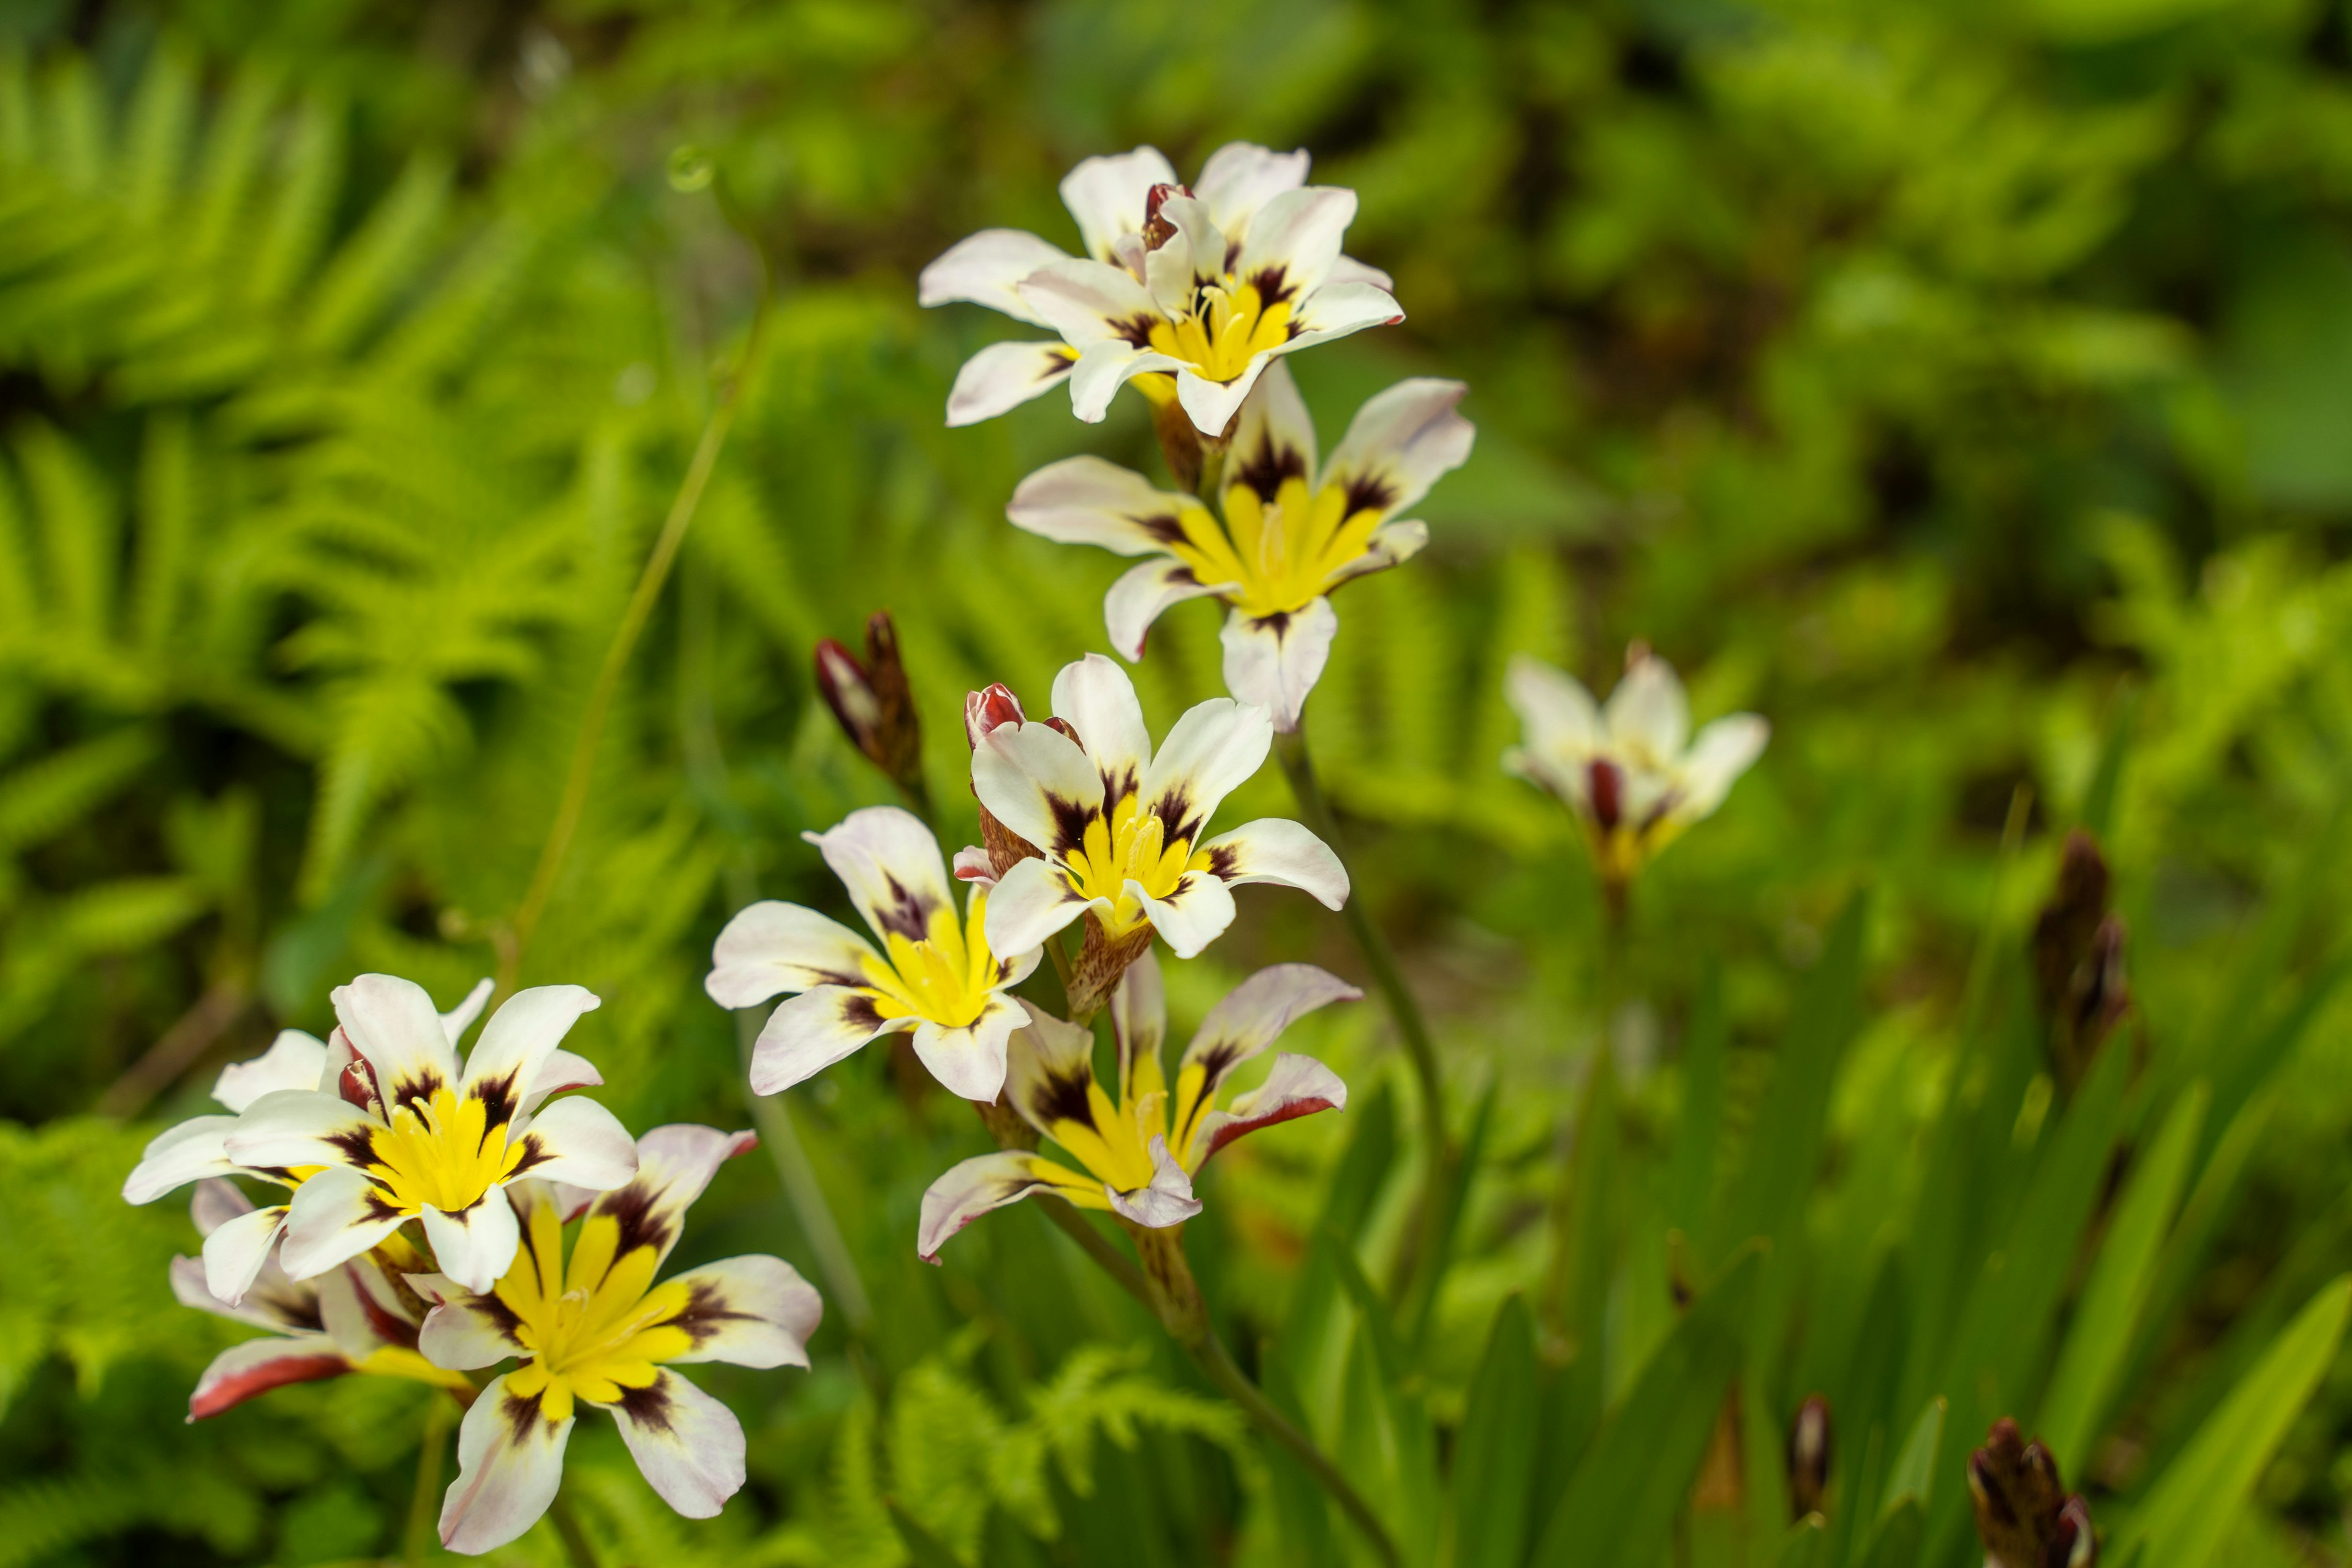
[
  {"xmin": 1140, "ymin": 195, "xmax": 1229, "ymax": 319},
  {"xmin": 518, "ymin": 1049, "xmax": 603, "ymax": 1121},
  {"xmin": 1189, "ymin": 1053, "xmax": 1349, "ymax": 1169},
  {"xmin": 1069, "ymin": 339, "xmax": 1186, "ymax": 423},
  {"xmin": 1327, "ymin": 254, "xmax": 1395, "ymax": 292},
  {"xmin": 979, "ymin": 856, "xmax": 1095, "ymax": 959},
  {"xmin": 211, "ymin": 1031, "xmax": 330, "ymax": 1114},
  {"xmin": 1321, "ymin": 379, "xmax": 1474, "ymax": 521},
  {"xmin": 461, "ymin": 984, "xmax": 600, "ymax": 1106},
  {"xmin": 440, "ymin": 1372, "xmax": 576, "ymax": 1554},
  {"xmin": 1322, "ymin": 519, "xmax": 1428, "ymax": 592},
  {"xmin": 706, "ymin": 900, "xmax": 883, "ymax": 1008},
  {"xmin": 222, "ymin": 1088, "xmax": 379, "ymax": 1172},
  {"xmin": 972, "ymin": 718, "xmax": 1104, "ymax": 853},
  {"xmin": 277, "ymin": 1164, "xmax": 407, "ymax": 1282},
  {"xmin": 418, "ymin": 1291, "xmax": 528, "ymax": 1371},
  {"xmin": 421, "ymin": 1188, "xmax": 522, "ymax": 1295},
  {"xmin": 1676, "ymin": 714, "xmax": 1770, "ymax": 819},
  {"xmin": 190, "ymin": 1175, "xmax": 254, "ymax": 1238},
  {"xmin": 1504, "ymin": 655, "xmax": 1603, "ymax": 756},
  {"xmin": 1131, "ymin": 870, "xmax": 1238, "ymax": 960},
  {"xmin": 170, "ymin": 1252, "xmax": 294, "ymax": 1333},
  {"xmin": 441, "ymin": 978, "xmax": 496, "ymax": 1044},
  {"xmin": 1194, "ymin": 143, "xmax": 1311, "ymax": 237},
  {"xmin": 1051, "ymin": 651, "xmax": 1155, "ymax": 797},
  {"xmin": 659, "ymin": 1254, "xmax": 824, "ymax": 1370},
  {"xmin": 1195, "ymin": 817, "xmax": 1349, "ymax": 910},
  {"xmin": 1017, "ymin": 257, "xmax": 1163, "ymax": 348},
  {"xmin": 1605, "ymin": 653, "xmax": 1691, "ymax": 763},
  {"xmin": 804, "ymin": 805, "xmax": 956, "ymax": 949},
  {"xmin": 1237, "ymin": 186, "xmax": 1357, "ymax": 301},
  {"xmin": 123, "ymin": 1114, "xmax": 238, "ymax": 1204},
  {"xmin": 1008, "ymin": 455, "xmax": 1193, "ymax": 557},
  {"xmin": 1180, "ymin": 965, "xmax": 1362, "ymax": 1087},
  {"xmin": 946, "ymin": 339, "xmax": 1077, "ymax": 428},
  {"xmin": 918, "ymin": 228, "xmax": 1069, "ymax": 326},
  {"xmin": 1058, "ymin": 145, "xmax": 1178, "ymax": 262},
  {"xmin": 1219, "ymin": 599, "xmax": 1339, "ymax": 734},
  {"xmin": 555, "ymin": 1123, "xmax": 760, "ymax": 1274},
  {"xmin": 514, "ymin": 1094, "xmax": 640, "ymax": 1194},
  {"xmin": 1138, "ymin": 696, "xmax": 1275, "ymax": 847},
  {"xmin": 916, "ymin": 1150, "xmax": 1086, "ymax": 1262},
  {"xmin": 1281, "ymin": 280, "xmax": 1404, "ymax": 353},
  {"xmin": 188, "ymin": 1333, "xmax": 349, "ymax": 1422},
  {"xmin": 609, "ymin": 1368, "xmax": 747, "ymax": 1520},
  {"xmin": 331, "ymin": 973, "xmax": 463, "ymax": 1107},
  {"xmin": 1006, "ymin": 1001, "xmax": 1106, "ymax": 1137},
  {"xmin": 745, "ymin": 985, "xmax": 895, "ymax": 1096},
  {"xmin": 1110, "ymin": 948, "xmax": 1168, "ymax": 1100},
  {"xmin": 1174, "ymin": 357, "xmax": 1273, "ymax": 438},
  {"xmin": 1223, "ymin": 358, "xmax": 1318, "ymax": 507},
  {"xmin": 1105, "ymin": 1135, "xmax": 1202, "ymax": 1227},
  {"xmin": 315, "ymin": 1262, "xmax": 391, "ymax": 1361},
  {"xmin": 910, "ymin": 1001, "xmax": 1019, "ymax": 1103},
  {"xmin": 202, "ymin": 1203, "xmax": 290, "ymax": 1305}
]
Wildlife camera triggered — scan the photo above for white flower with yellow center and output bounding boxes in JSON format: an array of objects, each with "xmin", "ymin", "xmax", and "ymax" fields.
[
  {"xmin": 918, "ymin": 952, "xmax": 1355, "ymax": 1259},
  {"xmin": 706, "ymin": 805, "xmax": 1041, "ymax": 1103},
  {"xmin": 971, "ymin": 654, "xmax": 1348, "ymax": 967},
  {"xmin": 411, "ymin": 1125, "xmax": 821, "ymax": 1555},
  {"xmin": 1007, "ymin": 360, "xmax": 1474, "ymax": 730},
  {"xmin": 919, "ymin": 141, "xmax": 1402, "ymax": 434},
  {"xmin": 169, "ymin": 1178, "xmax": 471, "ymax": 1422},
  {"xmin": 1504, "ymin": 649, "xmax": 1770, "ymax": 884},
  {"xmin": 221, "ymin": 975, "xmax": 638, "ymax": 1295}
]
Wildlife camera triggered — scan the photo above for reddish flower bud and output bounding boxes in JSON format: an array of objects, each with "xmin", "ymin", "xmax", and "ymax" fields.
[
  {"xmin": 2032, "ymin": 828, "xmax": 2133, "ymax": 1092},
  {"xmin": 815, "ymin": 611, "xmax": 925, "ymax": 803},
  {"xmin": 965, "ymin": 684, "xmax": 1025, "ymax": 750},
  {"xmin": 1969, "ymin": 1419, "xmax": 2096, "ymax": 1568},
  {"xmin": 1787, "ymin": 1394, "xmax": 1832, "ymax": 1518},
  {"xmin": 1141, "ymin": 181, "xmax": 1192, "ymax": 251}
]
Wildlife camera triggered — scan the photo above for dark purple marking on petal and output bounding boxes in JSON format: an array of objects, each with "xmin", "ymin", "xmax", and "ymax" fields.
[
  {"xmin": 503, "ymin": 1387, "xmax": 550, "ymax": 1444},
  {"xmin": 1230, "ymin": 435, "xmax": 1308, "ymax": 503},
  {"xmin": 505, "ymin": 1133, "xmax": 553, "ymax": 1179},
  {"xmin": 1340, "ymin": 473, "xmax": 1398, "ymax": 519},
  {"xmin": 1039, "ymin": 350, "xmax": 1076, "ymax": 383},
  {"xmin": 1137, "ymin": 513, "xmax": 1188, "ymax": 545},
  {"xmin": 1247, "ymin": 263, "xmax": 1296, "ymax": 306},
  {"xmin": 841, "ymin": 992, "xmax": 887, "ymax": 1033},
  {"xmin": 469, "ymin": 1072, "xmax": 519, "ymax": 1133},
  {"xmin": 1108, "ymin": 312, "xmax": 1159, "ymax": 350},
  {"xmin": 1205, "ymin": 844, "xmax": 1242, "ymax": 880},
  {"xmin": 1046, "ymin": 793, "xmax": 1095, "ymax": 856},
  {"xmin": 1031, "ymin": 1065, "xmax": 1096, "ymax": 1129},
  {"xmin": 594, "ymin": 1178, "xmax": 677, "ymax": 1263},
  {"xmin": 354, "ymin": 1276, "xmax": 424, "ymax": 1349},
  {"xmin": 872, "ymin": 873, "xmax": 938, "ymax": 943},
  {"xmin": 386, "ymin": 1068, "xmax": 445, "ymax": 1111},
  {"xmin": 666, "ymin": 1279, "xmax": 763, "ymax": 1349},
  {"xmin": 614, "ymin": 1378, "xmax": 674, "ymax": 1432},
  {"xmin": 1589, "ymin": 759, "xmax": 1623, "ymax": 832}
]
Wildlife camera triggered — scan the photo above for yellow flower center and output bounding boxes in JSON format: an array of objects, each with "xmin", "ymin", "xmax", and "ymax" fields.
[
  {"xmin": 857, "ymin": 892, "xmax": 1003, "ymax": 1028},
  {"xmin": 364, "ymin": 1086, "xmax": 529, "ymax": 1215},
  {"xmin": 1060, "ymin": 794, "xmax": 1194, "ymax": 933},
  {"xmin": 497, "ymin": 1200, "xmax": 695, "ymax": 1423},
  {"xmin": 1145, "ymin": 280, "xmax": 1293, "ymax": 383},
  {"xmin": 1156, "ymin": 473, "xmax": 1387, "ymax": 619}
]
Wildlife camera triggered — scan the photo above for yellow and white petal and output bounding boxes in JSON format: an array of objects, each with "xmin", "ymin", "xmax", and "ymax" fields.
[
  {"xmin": 658, "ymin": 1254, "xmax": 824, "ymax": 1370},
  {"xmin": 202, "ymin": 1202, "xmax": 292, "ymax": 1306},
  {"xmin": 1321, "ymin": 379, "xmax": 1475, "ymax": 521},
  {"xmin": 1604, "ymin": 653, "xmax": 1691, "ymax": 763},
  {"xmin": 1224, "ymin": 358, "xmax": 1318, "ymax": 505},
  {"xmin": 221, "ymin": 1088, "xmax": 377, "ymax": 1174},
  {"xmin": 1674, "ymin": 714, "xmax": 1770, "ymax": 821},
  {"xmin": 419, "ymin": 1188, "xmax": 521, "ymax": 1296},
  {"xmin": 518, "ymin": 1049, "xmax": 603, "ymax": 1120},
  {"xmin": 1110, "ymin": 948, "xmax": 1169, "ymax": 1103},
  {"xmin": 1327, "ymin": 254, "xmax": 1395, "ymax": 292},
  {"xmin": 1018, "ymin": 257, "xmax": 1163, "ymax": 349},
  {"xmin": 1173, "ymin": 356, "xmax": 1275, "ymax": 439},
  {"xmin": 608, "ymin": 1368, "xmax": 747, "ymax": 1520},
  {"xmin": 187, "ymin": 1333, "xmax": 349, "ymax": 1422},
  {"xmin": 440, "ymin": 978, "xmax": 496, "ymax": 1044},
  {"xmin": 1194, "ymin": 142, "xmax": 1311, "ymax": 238},
  {"xmin": 1106, "ymin": 560, "xmax": 1223, "ymax": 662},
  {"xmin": 1272, "ymin": 280, "xmax": 1404, "ymax": 365},
  {"xmin": 804, "ymin": 805, "xmax": 954, "ymax": 948},
  {"xmin": 439, "ymin": 1371, "xmax": 576, "ymax": 1555},
  {"xmin": 279, "ymin": 1163, "xmax": 407, "ymax": 1281},
  {"xmin": 1194, "ymin": 818, "xmax": 1349, "ymax": 910},
  {"xmin": 505, "ymin": 1095, "xmax": 637, "ymax": 1196},
  {"xmin": 1005, "ymin": 1001, "xmax": 1105, "ymax": 1140},
  {"xmin": 972, "ymin": 719, "xmax": 1106, "ymax": 854},
  {"xmin": 1189, "ymin": 1053, "xmax": 1349, "ymax": 1170},
  {"xmin": 459, "ymin": 984, "xmax": 600, "ymax": 1118},
  {"xmin": 211, "ymin": 1029, "xmax": 330, "ymax": 1113},
  {"xmin": 1139, "ymin": 695, "xmax": 1275, "ymax": 847},
  {"xmin": 946, "ymin": 339, "xmax": 1077, "ymax": 428},
  {"xmin": 1058, "ymin": 145, "xmax": 1178, "ymax": 263},
  {"xmin": 598, "ymin": 1124, "xmax": 760, "ymax": 1262},
  {"xmin": 1069, "ymin": 339, "xmax": 1188, "ymax": 423},
  {"xmin": 417, "ymin": 1284, "xmax": 529, "ymax": 1371},
  {"xmin": 706, "ymin": 900, "xmax": 882, "ymax": 1008},
  {"xmin": 123, "ymin": 1114, "xmax": 239, "ymax": 1204},
  {"xmin": 1129, "ymin": 870, "xmax": 1239, "ymax": 960},
  {"xmin": 1104, "ymin": 1134, "xmax": 1201, "ymax": 1228},
  {"xmin": 980, "ymin": 858, "xmax": 1097, "ymax": 969},
  {"xmin": 333, "ymin": 973, "xmax": 465, "ymax": 1109},
  {"xmin": 1178, "ymin": 965, "xmax": 1361, "ymax": 1096},
  {"xmin": 919, "ymin": 227, "xmax": 1070, "ymax": 326},
  {"xmin": 1236, "ymin": 186, "xmax": 1357, "ymax": 304},
  {"xmin": 1504, "ymin": 655, "xmax": 1603, "ymax": 763},
  {"xmin": 1050, "ymin": 652, "xmax": 1155, "ymax": 797},
  {"xmin": 917, "ymin": 1150, "xmax": 1100, "ymax": 1262},
  {"xmin": 1219, "ymin": 598, "xmax": 1339, "ymax": 734},
  {"xmin": 909, "ymin": 996, "xmax": 1023, "ymax": 1103},
  {"xmin": 747, "ymin": 985, "xmax": 899, "ymax": 1096},
  {"xmin": 1322, "ymin": 519, "xmax": 1429, "ymax": 593},
  {"xmin": 1008, "ymin": 455, "xmax": 1195, "ymax": 558}
]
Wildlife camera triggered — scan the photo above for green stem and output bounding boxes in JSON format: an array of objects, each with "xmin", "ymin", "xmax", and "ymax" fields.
[
  {"xmin": 1191, "ymin": 1331, "xmax": 1403, "ymax": 1568},
  {"xmin": 1273, "ymin": 726, "xmax": 1452, "ymax": 1307},
  {"xmin": 547, "ymin": 1491, "xmax": 600, "ymax": 1568},
  {"xmin": 1038, "ymin": 1195, "xmax": 1153, "ymax": 1303},
  {"xmin": 735, "ymin": 1007, "xmax": 877, "ymax": 1341},
  {"xmin": 404, "ymin": 1391, "xmax": 453, "ymax": 1566}
]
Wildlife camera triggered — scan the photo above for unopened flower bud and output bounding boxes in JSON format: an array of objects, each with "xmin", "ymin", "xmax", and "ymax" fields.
[
  {"xmin": 965, "ymin": 683, "xmax": 1025, "ymax": 750},
  {"xmin": 2032, "ymin": 829, "xmax": 2132, "ymax": 1092},
  {"xmin": 1141, "ymin": 181, "xmax": 1192, "ymax": 251},
  {"xmin": 1969, "ymin": 1418, "xmax": 2096, "ymax": 1568},
  {"xmin": 815, "ymin": 611, "xmax": 925, "ymax": 804},
  {"xmin": 966, "ymin": 682, "xmax": 1044, "ymax": 878},
  {"xmin": 1787, "ymin": 1394, "xmax": 1831, "ymax": 1518}
]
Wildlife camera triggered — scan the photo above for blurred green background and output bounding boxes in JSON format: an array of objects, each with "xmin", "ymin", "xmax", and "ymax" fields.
[{"xmin": 7, "ymin": 0, "xmax": 2352, "ymax": 1562}]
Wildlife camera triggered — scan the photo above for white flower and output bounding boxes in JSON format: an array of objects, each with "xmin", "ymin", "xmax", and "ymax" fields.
[
  {"xmin": 919, "ymin": 142, "xmax": 1403, "ymax": 434},
  {"xmin": 918, "ymin": 952, "xmax": 1355, "ymax": 1260},
  {"xmin": 705, "ymin": 805, "xmax": 1042, "ymax": 1103},
  {"xmin": 413, "ymin": 1126, "xmax": 821, "ymax": 1555},
  {"xmin": 1503, "ymin": 649, "xmax": 1769, "ymax": 882},
  {"xmin": 970, "ymin": 654, "xmax": 1348, "ymax": 970},
  {"xmin": 221, "ymin": 975, "xmax": 637, "ymax": 1295},
  {"xmin": 1006, "ymin": 360, "xmax": 1474, "ymax": 730}
]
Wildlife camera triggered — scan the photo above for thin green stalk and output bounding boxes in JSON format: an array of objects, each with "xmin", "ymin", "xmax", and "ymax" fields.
[
  {"xmin": 547, "ymin": 1491, "xmax": 600, "ymax": 1568},
  {"xmin": 1191, "ymin": 1330, "xmax": 1403, "ymax": 1568},
  {"xmin": 1273, "ymin": 727, "xmax": 1452, "ymax": 1306},
  {"xmin": 1037, "ymin": 1195, "xmax": 1153, "ymax": 1303},
  {"xmin": 404, "ymin": 1392, "xmax": 453, "ymax": 1566},
  {"xmin": 734, "ymin": 1006, "xmax": 877, "ymax": 1341}
]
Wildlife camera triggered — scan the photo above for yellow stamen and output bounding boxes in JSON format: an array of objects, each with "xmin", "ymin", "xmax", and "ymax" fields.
[
  {"xmin": 1057, "ymin": 794, "xmax": 1193, "ymax": 937},
  {"xmin": 1159, "ymin": 473, "xmax": 1387, "ymax": 620},
  {"xmin": 364, "ymin": 1087, "xmax": 529, "ymax": 1215},
  {"xmin": 492, "ymin": 1198, "xmax": 697, "ymax": 1421},
  {"xmin": 855, "ymin": 893, "xmax": 1004, "ymax": 1029},
  {"xmin": 1145, "ymin": 282, "xmax": 1292, "ymax": 383}
]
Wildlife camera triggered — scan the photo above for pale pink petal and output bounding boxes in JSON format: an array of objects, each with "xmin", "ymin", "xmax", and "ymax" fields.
[
  {"xmin": 332, "ymin": 973, "xmax": 465, "ymax": 1107},
  {"xmin": 803, "ymin": 805, "xmax": 955, "ymax": 949},
  {"xmin": 440, "ymin": 978, "xmax": 495, "ymax": 1043},
  {"xmin": 745, "ymin": 985, "xmax": 897, "ymax": 1097},
  {"xmin": 1106, "ymin": 1134, "xmax": 1202, "ymax": 1227},
  {"xmin": 418, "ymin": 1291, "xmax": 528, "ymax": 1371},
  {"xmin": 1605, "ymin": 652, "xmax": 1691, "ymax": 763},
  {"xmin": 221, "ymin": 1090, "xmax": 379, "ymax": 1174},
  {"xmin": 277, "ymin": 1164, "xmax": 406, "ymax": 1282},
  {"xmin": 1140, "ymin": 195, "xmax": 1228, "ymax": 319},
  {"xmin": 972, "ymin": 719, "xmax": 1104, "ymax": 853},
  {"xmin": 1321, "ymin": 379, "xmax": 1474, "ymax": 521},
  {"xmin": 189, "ymin": 1175, "xmax": 253, "ymax": 1238},
  {"xmin": 420, "ymin": 1188, "xmax": 521, "ymax": 1295},
  {"xmin": 1107, "ymin": 559, "xmax": 1226, "ymax": 660},
  {"xmin": 1190, "ymin": 1053, "xmax": 1349, "ymax": 1168},
  {"xmin": 1179, "ymin": 965, "xmax": 1361, "ymax": 1088},
  {"xmin": 511, "ymin": 1095, "xmax": 639, "ymax": 1193},
  {"xmin": 1017, "ymin": 257, "xmax": 1163, "ymax": 348},
  {"xmin": 1174, "ymin": 357, "xmax": 1272, "ymax": 438},
  {"xmin": 1058, "ymin": 146, "xmax": 1178, "ymax": 262},
  {"xmin": 917, "ymin": 1150, "xmax": 1093, "ymax": 1262},
  {"xmin": 1504, "ymin": 655, "xmax": 1603, "ymax": 758},
  {"xmin": 518, "ymin": 1049, "xmax": 602, "ymax": 1120},
  {"xmin": 1219, "ymin": 598, "xmax": 1339, "ymax": 734},
  {"xmin": 1137, "ymin": 696, "xmax": 1275, "ymax": 847},
  {"xmin": 1237, "ymin": 186, "xmax": 1357, "ymax": 302},
  {"xmin": 608, "ymin": 1369, "xmax": 747, "ymax": 1520},
  {"xmin": 1008, "ymin": 455, "xmax": 1193, "ymax": 557},
  {"xmin": 1322, "ymin": 519, "xmax": 1428, "ymax": 592},
  {"xmin": 910, "ymin": 1001, "xmax": 1019, "ymax": 1103},
  {"xmin": 460, "ymin": 984, "xmax": 600, "ymax": 1109},
  {"xmin": 1327, "ymin": 254, "xmax": 1394, "ymax": 292},
  {"xmin": 201, "ymin": 1202, "xmax": 290, "ymax": 1306},
  {"xmin": 188, "ymin": 1335, "xmax": 349, "ymax": 1422},
  {"xmin": 1677, "ymin": 714, "xmax": 1770, "ymax": 819},
  {"xmin": 1005, "ymin": 1002, "xmax": 1105, "ymax": 1139},
  {"xmin": 554, "ymin": 1123, "xmax": 758, "ymax": 1274},
  {"xmin": 1223, "ymin": 358, "xmax": 1318, "ymax": 506},
  {"xmin": 1068, "ymin": 339, "xmax": 1187, "ymax": 423},
  {"xmin": 979, "ymin": 857, "xmax": 1095, "ymax": 966},
  {"xmin": 1194, "ymin": 143, "xmax": 1311, "ymax": 238},
  {"xmin": 440, "ymin": 1372, "xmax": 575, "ymax": 1554},
  {"xmin": 952, "ymin": 845, "xmax": 998, "ymax": 887},
  {"xmin": 1050, "ymin": 652, "xmax": 1155, "ymax": 797}
]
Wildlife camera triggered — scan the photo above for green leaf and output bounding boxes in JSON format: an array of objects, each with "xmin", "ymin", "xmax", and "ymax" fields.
[
  {"xmin": 1854, "ymin": 1496, "xmax": 1923, "ymax": 1568},
  {"xmin": 1879, "ymin": 1395, "xmax": 1945, "ymax": 1517},
  {"xmin": 1446, "ymin": 1294, "xmax": 1540, "ymax": 1568},
  {"xmin": 2122, "ymin": 1275, "xmax": 2352, "ymax": 1568},
  {"xmin": 886, "ymin": 1497, "xmax": 971, "ymax": 1568},
  {"xmin": 1770, "ymin": 1514, "xmax": 1832, "ymax": 1568}
]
